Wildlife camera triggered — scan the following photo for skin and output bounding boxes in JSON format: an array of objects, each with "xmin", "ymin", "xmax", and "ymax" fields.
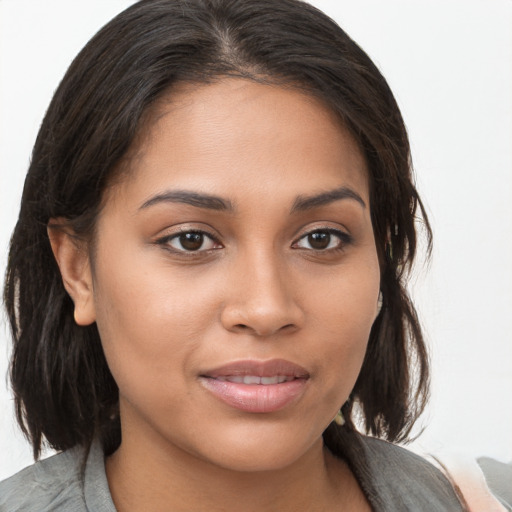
[{"xmin": 50, "ymin": 79, "xmax": 379, "ymax": 511}]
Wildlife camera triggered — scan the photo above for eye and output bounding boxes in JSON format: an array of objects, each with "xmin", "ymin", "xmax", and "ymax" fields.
[
  {"xmin": 160, "ymin": 230, "xmax": 221, "ymax": 253},
  {"xmin": 294, "ymin": 228, "xmax": 350, "ymax": 251}
]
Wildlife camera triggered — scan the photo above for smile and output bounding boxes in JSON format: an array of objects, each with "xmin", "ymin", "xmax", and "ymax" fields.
[{"xmin": 199, "ymin": 359, "xmax": 310, "ymax": 413}]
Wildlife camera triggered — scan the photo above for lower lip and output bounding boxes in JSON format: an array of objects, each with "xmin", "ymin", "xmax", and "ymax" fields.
[{"xmin": 200, "ymin": 378, "xmax": 308, "ymax": 413}]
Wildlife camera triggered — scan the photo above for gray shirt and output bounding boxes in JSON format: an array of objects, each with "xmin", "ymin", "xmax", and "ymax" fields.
[
  {"xmin": 1, "ymin": 434, "xmax": 510, "ymax": 511},
  {"xmin": 0, "ymin": 441, "xmax": 114, "ymax": 512}
]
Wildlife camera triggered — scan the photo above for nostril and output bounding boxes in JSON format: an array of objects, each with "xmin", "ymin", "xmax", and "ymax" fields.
[{"xmin": 232, "ymin": 322, "xmax": 297, "ymax": 336}]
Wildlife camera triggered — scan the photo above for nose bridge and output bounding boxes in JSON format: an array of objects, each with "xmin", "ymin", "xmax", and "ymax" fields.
[{"xmin": 221, "ymin": 245, "xmax": 303, "ymax": 336}]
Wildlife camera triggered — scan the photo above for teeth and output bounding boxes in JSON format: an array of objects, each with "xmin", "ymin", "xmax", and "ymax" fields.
[
  {"xmin": 217, "ymin": 375, "xmax": 294, "ymax": 385},
  {"xmin": 243, "ymin": 375, "xmax": 261, "ymax": 385},
  {"xmin": 216, "ymin": 376, "xmax": 242, "ymax": 383}
]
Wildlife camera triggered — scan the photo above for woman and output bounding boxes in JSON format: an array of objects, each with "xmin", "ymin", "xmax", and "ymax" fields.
[{"xmin": 0, "ymin": 0, "xmax": 509, "ymax": 510}]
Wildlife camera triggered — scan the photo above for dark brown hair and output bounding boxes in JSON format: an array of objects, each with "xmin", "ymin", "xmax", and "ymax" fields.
[{"xmin": 4, "ymin": 0, "xmax": 431, "ymax": 459}]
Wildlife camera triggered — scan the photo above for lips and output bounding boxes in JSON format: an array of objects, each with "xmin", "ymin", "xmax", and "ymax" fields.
[
  {"xmin": 199, "ymin": 359, "xmax": 309, "ymax": 413},
  {"xmin": 215, "ymin": 375, "xmax": 295, "ymax": 385}
]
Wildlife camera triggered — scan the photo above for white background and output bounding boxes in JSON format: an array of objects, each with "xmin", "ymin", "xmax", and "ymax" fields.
[{"xmin": 1, "ymin": 0, "xmax": 511, "ymax": 480}]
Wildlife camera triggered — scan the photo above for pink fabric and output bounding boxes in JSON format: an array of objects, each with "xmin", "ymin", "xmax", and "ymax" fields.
[{"xmin": 428, "ymin": 453, "xmax": 507, "ymax": 512}]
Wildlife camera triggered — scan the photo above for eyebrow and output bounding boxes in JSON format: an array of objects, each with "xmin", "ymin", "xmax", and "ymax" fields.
[
  {"xmin": 291, "ymin": 186, "xmax": 366, "ymax": 212},
  {"xmin": 138, "ymin": 185, "xmax": 365, "ymax": 214},
  {"xmin": 139, "ymin": 190, "xmax": 234, "ymax": 212}
]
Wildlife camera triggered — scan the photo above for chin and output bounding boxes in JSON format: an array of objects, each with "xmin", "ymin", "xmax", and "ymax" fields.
[{"xmin": 189, "ymin": 421, "xmax": 323, "ymax": 473}]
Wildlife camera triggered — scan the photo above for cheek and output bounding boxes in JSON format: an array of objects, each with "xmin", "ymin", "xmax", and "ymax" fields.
[
  {"xmin": 304, "ymin": 254, "xmax": 380, "ymax": 394},
  {"xmin": 92, "ymin": 286, "xmax": 200, "ymax": 425},
  {"xmin": 90, "ymin": 250, "xmax": 220, "ymax": 401},
  {"xmin": 305, "ymin": 245, "xmax": 380, "ymax": 328}
]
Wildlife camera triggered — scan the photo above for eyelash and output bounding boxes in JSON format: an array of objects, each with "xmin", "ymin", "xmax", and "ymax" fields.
[
  {"xmin": 155, "ymin": 227, "xmax": 352, "ymax": 255},
  {"xmin": 292, "ymin": 227, "xmax": 352, "ymax": 253},
  {"xmin": 156, "ymin": 229, "xmax": 222, "ymax": 255}
]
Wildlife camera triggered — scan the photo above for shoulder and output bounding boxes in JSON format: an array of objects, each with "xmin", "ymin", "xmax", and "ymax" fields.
[
  {"xmin": 350, "ymin": 434, "xmax": 466, "ymax": 511},
  {"xmin": 362, "ymin": 438, "xmax": 511, "ymax": 511},
  {"xmin": 0, "ymin": 445, "xmax": 87, "ymax": 512},
  {"xmin": 478, "ymin": 457, "xmax": 512, "ymax": 509},
  {"xmin": 433, "ymin": 453, "xmax": 512, "ymax": 512}
]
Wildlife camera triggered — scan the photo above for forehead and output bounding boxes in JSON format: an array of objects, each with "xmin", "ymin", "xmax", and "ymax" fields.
[{"xmin": 110, "ymin": 78, "xmax": 369, "ymax": 208}]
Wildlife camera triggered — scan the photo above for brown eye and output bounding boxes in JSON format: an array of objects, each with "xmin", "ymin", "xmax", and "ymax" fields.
[
  {"xmin": 294, "ymin": 228, "xmax": 349, "ymax": 251},
  {"xmin": 307, "ymin": 231, "xmax": 331, "ymax": 250},
  {"xmin": 166, "ymin": 231, "xmax": 219, "ymax": 252},
  {"xmin": 179, "ymin": 232, "xmax": 204, "ymax": 251}
]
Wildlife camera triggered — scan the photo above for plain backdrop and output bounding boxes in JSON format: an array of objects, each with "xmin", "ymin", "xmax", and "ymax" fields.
[{"xmin": 1, "ymin": 0, "xmax": 511, "ymax": 480}]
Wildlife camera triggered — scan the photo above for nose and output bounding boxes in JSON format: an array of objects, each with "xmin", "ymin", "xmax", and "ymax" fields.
[{"xmin": 220, "ymin": 251, "xmax": 305, "ymax": 337}]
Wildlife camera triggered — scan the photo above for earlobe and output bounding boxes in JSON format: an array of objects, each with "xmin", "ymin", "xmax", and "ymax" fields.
[
  {"xmin": 377, "ymin": 291, "xmax": 383, "ymax": 316},
  {"xmin": 373, "ymin": 291, "xmax": 383, "ymax": 323},
  {"xmin": 47, "ymin": 219, "xmax": 96, "ymax": 326}
]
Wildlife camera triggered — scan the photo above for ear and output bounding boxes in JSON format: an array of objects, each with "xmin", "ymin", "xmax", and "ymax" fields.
[{"xmin": 47, "ymin": 219, "xmax": 96, "ymax": 326}]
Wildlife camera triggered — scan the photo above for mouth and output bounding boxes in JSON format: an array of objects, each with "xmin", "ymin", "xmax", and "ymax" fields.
[
  {"xmin": 214, "ymin": 375, "xmax": 296, "ymax": 385},
  {"xmin": 199, "ymin": 359, "xmax": 310, "ymax": 413}
]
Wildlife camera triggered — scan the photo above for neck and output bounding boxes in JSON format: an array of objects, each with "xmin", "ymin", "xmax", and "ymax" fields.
[{"xmin": 106, "ymin": 429, "xmax": 363, "ymax": 512}]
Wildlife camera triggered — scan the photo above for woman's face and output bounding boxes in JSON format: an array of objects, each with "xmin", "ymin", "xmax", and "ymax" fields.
[{"xmin": 86, "ymin": 79, "xmax": 380, "ymax": 472}]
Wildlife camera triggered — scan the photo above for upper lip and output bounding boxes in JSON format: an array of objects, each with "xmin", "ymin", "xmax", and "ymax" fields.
[{"xmin": 200, "ymin": 359, "xmax": 310, "ymax": 379}]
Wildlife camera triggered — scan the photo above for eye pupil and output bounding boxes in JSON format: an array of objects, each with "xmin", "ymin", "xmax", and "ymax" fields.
[
  {"xmin": 308, "ymin": 231, "xmax": 330, "ymax": 250},
  {"xmin": 180, "ymin": 232, "xmax": 203, "ymax": 251}
]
